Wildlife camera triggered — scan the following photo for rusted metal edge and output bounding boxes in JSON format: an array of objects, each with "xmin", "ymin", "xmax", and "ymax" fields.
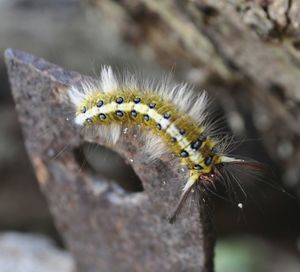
[{"xmin": 5, "ymin": 48, "xmax": 215, "ymax": 272}]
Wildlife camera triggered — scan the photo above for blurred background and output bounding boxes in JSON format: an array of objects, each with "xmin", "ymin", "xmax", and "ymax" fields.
[{"xmin": 0, "ymin": 0, "xmax": 299, "ymax": 271}]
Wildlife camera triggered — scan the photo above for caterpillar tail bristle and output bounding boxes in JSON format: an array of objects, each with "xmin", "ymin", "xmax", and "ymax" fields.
[
  {"xmin": 168, "ymin": 184, "xmax": 194, "ymax": 224},
  {"xmin": 168, "ymin": 172, "xmax": 199, "ymax": 224},
  {"xmin": 220, "ymin": 156, "xmax": 269, "ymax": 173},
  {"xmin": 220, "ymin": 156, "xmax": 244, "ymax": 164}
]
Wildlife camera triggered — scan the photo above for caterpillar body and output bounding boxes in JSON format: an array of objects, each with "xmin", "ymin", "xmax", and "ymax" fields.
[{"xmin": 68, "ymin": 66, "xmax": 253, "ymax": 223}]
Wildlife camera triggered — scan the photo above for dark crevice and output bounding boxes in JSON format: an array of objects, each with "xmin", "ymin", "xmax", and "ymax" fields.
[
  {"xmin": 74, "ymin": 143, "xmax": 144, "ymax": 193},
  {"xmin": 292, "ymin": 39, "xmax": 300, "ymax": 50},
  {"xmin": 269, "ymin": 83, "xmax": 286, "ymax": 102}
]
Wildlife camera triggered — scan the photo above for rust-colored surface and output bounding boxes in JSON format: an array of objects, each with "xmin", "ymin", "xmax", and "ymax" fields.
[{"xmin": 5, "ymin": 49, "xmax": 214, "ymax": 272}]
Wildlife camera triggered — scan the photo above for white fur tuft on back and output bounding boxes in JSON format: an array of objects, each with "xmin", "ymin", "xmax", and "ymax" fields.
[{"xmin": 100, "ymin": 66, "xmax": 118, "ymax": 93}]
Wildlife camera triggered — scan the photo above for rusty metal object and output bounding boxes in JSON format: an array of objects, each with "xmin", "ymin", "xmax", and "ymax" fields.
[{"xmin": 5, "ymin": 49, "xmax": 215, "ymax": 272}]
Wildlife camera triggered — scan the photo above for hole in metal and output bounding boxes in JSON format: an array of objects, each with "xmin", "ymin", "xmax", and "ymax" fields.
[{"xmin": 74, "ymin": 143, "xmax": 144, "ymax": 192}]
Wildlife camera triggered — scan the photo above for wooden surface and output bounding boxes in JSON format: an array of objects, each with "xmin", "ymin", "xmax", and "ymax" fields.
[{"xmin": 5, "ymin": 49, "xmax": 215, "ymax": 272}]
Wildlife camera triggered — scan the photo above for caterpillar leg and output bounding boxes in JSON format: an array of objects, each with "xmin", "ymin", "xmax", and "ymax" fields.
[{"xmin": 168, "ymin": 171, "xmax": 200, "ymax": 224}]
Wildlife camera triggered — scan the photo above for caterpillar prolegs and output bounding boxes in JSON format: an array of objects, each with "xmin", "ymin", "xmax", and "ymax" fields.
[{"xmin": 68, "ymin": 66, "xmax": 260, "ymax": 223}]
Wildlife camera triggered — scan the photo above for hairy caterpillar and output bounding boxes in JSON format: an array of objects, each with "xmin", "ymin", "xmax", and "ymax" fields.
[{"xmin": 68, "ymin": 66, "xmax": 261, "ymax": 223}]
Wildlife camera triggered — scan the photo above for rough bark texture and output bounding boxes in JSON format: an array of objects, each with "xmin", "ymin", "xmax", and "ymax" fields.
[
  {"xmin": 87, "ymin": 0, "xmax": 300, "ymax": 194},
  {"xmin": 5, "ymin": 49, "xmax": 215, "ymax": 272}
]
